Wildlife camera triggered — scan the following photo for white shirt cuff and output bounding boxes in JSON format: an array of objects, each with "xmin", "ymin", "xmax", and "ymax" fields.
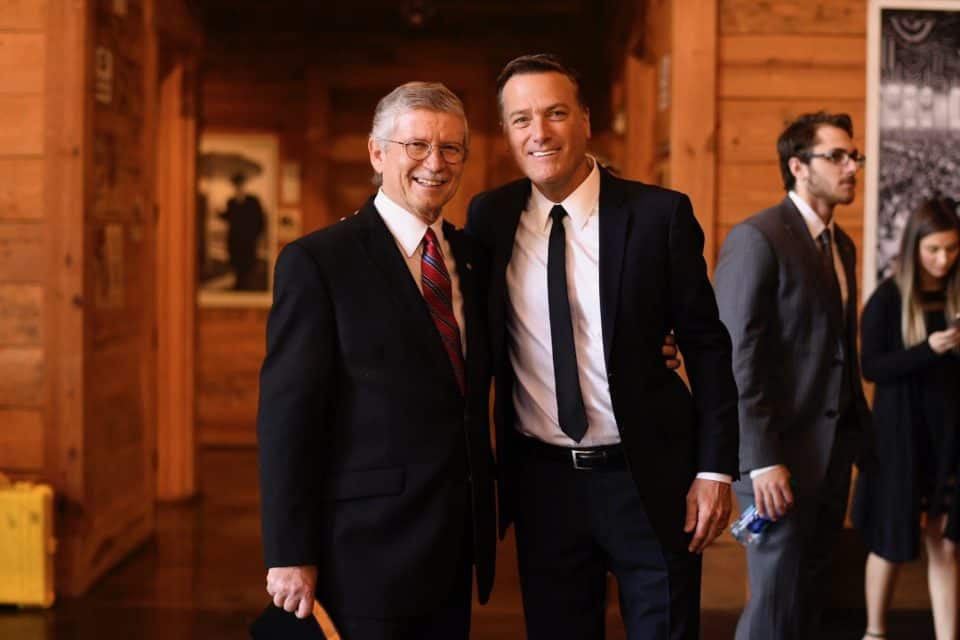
[
  {"xmin": 749, "ymin": 464, "xmax": 784, "ymax": 479},
  {"xmin": 696, "ymin": 472, "xmax": 732, "ymax": 484}
]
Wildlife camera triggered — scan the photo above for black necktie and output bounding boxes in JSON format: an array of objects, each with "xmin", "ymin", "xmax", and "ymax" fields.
[
  {"xmin": 818, "ymin": 228, "xmax": 842, "ymax": 304},
  {"xmin": 547, "ymin": 205, "xmax": 588, "ymax": 442}
]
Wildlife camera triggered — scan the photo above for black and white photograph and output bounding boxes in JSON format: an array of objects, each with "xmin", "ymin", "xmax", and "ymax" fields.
[
  {"xmin": 865, "ymin": 0, "xmax": 960, "ymax": 294},
  {"xmin": 197, "ymin": 132, "xmax": 278, "ymax": 307}
]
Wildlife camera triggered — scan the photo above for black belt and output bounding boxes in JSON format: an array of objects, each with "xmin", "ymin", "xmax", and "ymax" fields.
[{"xmin": 518, "ymin": 436, "xmax": 626, "ymax": 471}]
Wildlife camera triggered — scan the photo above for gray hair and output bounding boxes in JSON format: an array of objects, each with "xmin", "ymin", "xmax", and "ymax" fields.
[{"xmin": 370, "ymin": 81, "xmax": 470, "ymax": 152}]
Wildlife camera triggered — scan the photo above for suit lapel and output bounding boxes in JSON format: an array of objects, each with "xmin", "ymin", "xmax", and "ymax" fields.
[
  {"xmin": 834, "ymin": 227, "xmax": 857, "ymax": 318},
  {"xmin": 778, "ymin": 198, "xmax": 843, "ymax": 333},
  {"xmin": 598, "ymin": 169, "xmax": 630, "ymax": 365},
  {"xmin": 445, "ymin": 220, "xmax": 475, "ymax": 358},
  {"xmin": 354, "ymin": 200, "xmax": 458, "ymax": 390},
  {"xmin": 490, "ymin": 182, "xmax": 528, "ymax": 360}
]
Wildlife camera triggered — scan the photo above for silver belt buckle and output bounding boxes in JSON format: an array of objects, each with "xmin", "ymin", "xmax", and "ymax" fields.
[{"xmin": 571, "ymin": 448, "xmax": 605, "ymax": 470}]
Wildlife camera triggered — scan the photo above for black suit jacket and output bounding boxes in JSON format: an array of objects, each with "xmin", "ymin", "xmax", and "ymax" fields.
[
  {"xmin": 466, "ymin": 168, "xmax": 739, "ymax": 552},
  {"xmin": 714, "ymin": 197, "xmax": 872, "ymax": 492},
  {"xmin": 256, "ymin": 198, "xmax": 495, "ymax": 618}
]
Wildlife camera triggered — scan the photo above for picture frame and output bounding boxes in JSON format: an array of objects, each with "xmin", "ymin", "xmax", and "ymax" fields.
[
  {"xmin": 197, "ymin": 132, "xmax": 279, "ymax": 308},
  {"xmin": 864, "ymin": 0, "xmax": 960, "ymax": 296}
]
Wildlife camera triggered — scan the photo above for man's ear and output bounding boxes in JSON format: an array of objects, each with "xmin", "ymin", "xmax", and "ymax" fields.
[
  {"xmin": 788, "ymin": 156, "xmax": 806, "ymax": 183},
  {"xmin": 583, "ymin": 107, "xmax": 591, "ymax": 140},
  {"xmin": 368, "ymin": 137, "xmax": 384, "ymax": 174}
]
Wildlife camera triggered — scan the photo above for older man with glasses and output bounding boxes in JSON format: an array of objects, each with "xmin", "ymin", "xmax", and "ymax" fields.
[{"xmin": 256, "ymin": 81, "xmax": 495, "ymax": 640}]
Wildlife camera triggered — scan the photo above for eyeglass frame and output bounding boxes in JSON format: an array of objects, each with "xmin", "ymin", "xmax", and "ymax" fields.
[
  {"xmin": 801, "ymin": 148, "xmax": 866, "ymax": 168},
  {"xmin": 377, "ymin": 138, "xmax": 467, "ymax": 164}
]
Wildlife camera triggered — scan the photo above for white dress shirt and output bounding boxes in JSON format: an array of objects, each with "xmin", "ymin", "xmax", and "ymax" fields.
[
  {"xmin": 750, "ymin": 191, "xmax": 848, "ymax": 479},
  {"xmin": 506, "ymin": 160, "xmax": 729, "ymax": 482},
  {"xmin": 374, "ymin": 189, "xmax": 465, "ymax": 352},
  {"xmin": 788, "ymin": 191, "xmax": 848, "ymax": 308}
]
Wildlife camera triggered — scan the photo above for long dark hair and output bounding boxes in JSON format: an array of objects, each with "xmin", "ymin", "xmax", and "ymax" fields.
[{"xmin": 893, "ymin": 197, "xmax": 960, "ymax": 346}]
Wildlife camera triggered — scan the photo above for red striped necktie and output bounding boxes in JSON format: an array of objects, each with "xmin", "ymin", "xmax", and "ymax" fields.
[{"xmin": 421, "ymin": 228, "xmax": 465, "ymax": 395}]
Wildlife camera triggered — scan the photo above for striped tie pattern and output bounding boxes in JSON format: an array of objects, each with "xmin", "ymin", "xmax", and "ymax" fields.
[{"xmin": 421, "ymin": 228, "xmax": 465, "ymax": 395}]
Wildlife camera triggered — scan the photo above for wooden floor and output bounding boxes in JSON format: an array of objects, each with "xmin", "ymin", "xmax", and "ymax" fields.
[{"xmin": 0, "ymin": 448, "xmax": 940, "ymax": 639}]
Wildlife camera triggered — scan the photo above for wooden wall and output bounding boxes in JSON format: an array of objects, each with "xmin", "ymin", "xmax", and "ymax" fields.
[
  {"xmin": 0, "ymin": 0, "xmax": 168, "ymax": 597},
  {"xmin": 717, "ymin": 0, "xmax": 867, "ymax": 273},
  {"xmin": 0, "ymin": 0, "xmax": 47, "ymax": 477}
]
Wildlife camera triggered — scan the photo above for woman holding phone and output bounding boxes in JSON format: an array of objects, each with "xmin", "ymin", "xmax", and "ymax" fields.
[{"xmin": 853, "ymin": 197, "xmax": 960, "ymax": 640}]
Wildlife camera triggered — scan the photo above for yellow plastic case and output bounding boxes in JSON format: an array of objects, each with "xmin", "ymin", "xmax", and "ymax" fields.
[{"xmin": 0, "ymin": 474, "xmax": 56, "ymax": 607}]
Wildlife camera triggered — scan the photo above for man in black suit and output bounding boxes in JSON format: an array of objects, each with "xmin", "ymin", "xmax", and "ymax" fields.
[
  {"xmin": 713, "ymin": 112, "xmax": 873, "ymax": 639},
  {"xmin": 256, "ymin": 81, "xmax": 495, "ymax": 640},
  {"xmin": 466, "ymin": 54, "xmax": 739, "ymax": 640}
]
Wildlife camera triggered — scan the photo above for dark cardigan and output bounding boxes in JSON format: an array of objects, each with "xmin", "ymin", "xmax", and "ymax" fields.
[{"xmin": 852, "ymin": 278, "xmax": 960, "ymax": 562}]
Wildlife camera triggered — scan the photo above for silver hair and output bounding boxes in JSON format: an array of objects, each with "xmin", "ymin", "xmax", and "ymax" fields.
[{"xmin": 369, "ymin": 81, "xmax": 470, "ymax": 152}]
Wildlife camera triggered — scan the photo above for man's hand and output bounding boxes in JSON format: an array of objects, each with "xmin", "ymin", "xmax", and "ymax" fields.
[
  {"xmin": 266, "ymin": 565, "xmax": 318, "ymax": 619},
  {"xmin": 684, "ymin": 478, "xmax": 732, "ymax": 553},
  {"xmin": 662, "ymin": 334, "xmax": 682, "ymax": 370},
  {"xmin": 752, "ymin": 465, "xmax": 794, "ymax": 520}
]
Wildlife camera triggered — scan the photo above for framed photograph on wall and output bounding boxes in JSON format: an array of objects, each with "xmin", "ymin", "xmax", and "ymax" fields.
[
  {"xmin": 197, "ymin": 132, "xmax": 279, "ymax": 308},
  {"xmin": 864, "ymin": 0, "xmax": 960, "ymax": 296}
]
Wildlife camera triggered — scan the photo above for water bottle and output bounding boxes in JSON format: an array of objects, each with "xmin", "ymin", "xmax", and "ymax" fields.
[{"xmin": 730, "ymin": 503, "xmax": 772, "ymax": 545}]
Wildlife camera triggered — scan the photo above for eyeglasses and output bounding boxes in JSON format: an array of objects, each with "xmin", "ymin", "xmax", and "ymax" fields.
[
  {"xmin": 379, "ymin": 139, "xmax": 466, "ymax": 164},
  {"xmin": 804, "ymin": 149, "xmax": 866, "ymax": 168}
]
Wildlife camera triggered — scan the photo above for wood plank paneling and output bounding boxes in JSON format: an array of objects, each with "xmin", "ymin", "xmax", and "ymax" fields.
[
  {"xmin": 156, "ymin": 62, "xmax": 198, "ymax": 500},
  {"xmin": 0, "ymin": 408, "xmax": 43, "ymax": 469},
  {"xmin": 671, "ymin": 0, "xmax": 718, "ymax": 270},
  {"xmin": 0, "ymin": 346, "xmax": 43, "ymax": 406},
  {"xmin": 0, "ymin": 222, "xmax": 43, "ymax": 281},
  {"xmin": 721, "ymin": 0, "xmax": 866, "ymax": 36},
  {"xmin": 43, "ymin": 0, "xmax": 86, "ymax": 514},
  {"xmin": 721, "ymin": 35, "xmax": 865, "ymax": 67},
  {"xmin": 197, "ymin": 308, "xmax": 266, "ymax": 444},
  {"xmin": 0, "ymin": 0, "xmax": 46, "ymax": 30},
  {"xmin": 622, "ymin": 55, "xmax": 657, "ymax": 184},
  {"xmin": 0, "ymin": 95, "xmax": 43, "ymax": 154},
  {"xmin": 719, "ymin": 99, "xmax": 865, "ymax": 164},
  {"xmin": 0, "ymin": 32, "xmax": 44, "ymax": 94},
  {"xmin": 0, "ymin": 157, "xmax": 43, "ymax": 220},
  {"xmin": 717, "ymin": 162, "xmax": 784, "ymax": 224},
  {"xmin": 0, "ymin": 283, "xmax": 41, "ymax": 345},
  {"xmin": 720, "ymin": 66, "xmax": 865, "ymax": 100}
]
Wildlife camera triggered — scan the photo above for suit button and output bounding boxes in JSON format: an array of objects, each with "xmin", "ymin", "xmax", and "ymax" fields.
[
  {"xmin": 607, "ymin": 372, "xmax": 614, "ymax": 380},
  {"xmin": 825, "ymin": 410, "xmax": 838, "ymax": 418}
]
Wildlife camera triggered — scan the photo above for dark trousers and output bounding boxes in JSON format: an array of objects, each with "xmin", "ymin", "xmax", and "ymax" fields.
[
  {"xmin": 332, "ymin": 526, "xmax": 473, "ymax": 640},
  {"xmin": 512, "ymin": 449, "xmax": 702, "ymax": 640},
  {"xmin": 734, "ymin": 424, "xmax": 859, "ymax": 640}
]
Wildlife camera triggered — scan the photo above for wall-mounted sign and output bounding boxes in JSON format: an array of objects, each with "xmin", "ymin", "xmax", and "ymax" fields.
[
  {"xmin": 657, "ymin": 54, "xmax": 671, "ymax": 113},
  {"xmin": 94, "ymin": 46, "xmax": 113, "ymax": 105}
]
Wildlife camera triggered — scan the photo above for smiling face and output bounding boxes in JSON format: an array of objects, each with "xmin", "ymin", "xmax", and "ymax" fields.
[
  {"xmin": 917, "ymin": 229, "xmax": 960, "ymax": 287},
  {"xmin": 368, "ymin": 108, "xmax": 466, "ymax": 225},
  {"xmin": 500, "ymin": 71, "xmax": 591, "ymax": 202}
]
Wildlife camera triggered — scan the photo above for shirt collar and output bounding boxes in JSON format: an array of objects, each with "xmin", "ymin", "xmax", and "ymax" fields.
[
  {"xmin": 788, "ymin": 190, "xmax": 834, "ymax": 240},
  {"xmin": 528, "ymin": 157, "xmax": 600, "ymax": 232},
  {"xmin": 374, "ymin": 189, "xmax": 446, "ymax": 257}
]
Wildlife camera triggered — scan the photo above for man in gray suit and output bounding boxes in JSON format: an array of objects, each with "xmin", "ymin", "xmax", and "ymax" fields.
[{"xmin": 714, "ymin": 112, "xmax": 872, "ymax": 639}]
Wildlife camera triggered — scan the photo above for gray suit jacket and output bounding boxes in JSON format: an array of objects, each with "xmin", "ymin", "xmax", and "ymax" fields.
[{"xmin": 714, "ymin": 197, "xmax": 871, "ymax": 493}]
